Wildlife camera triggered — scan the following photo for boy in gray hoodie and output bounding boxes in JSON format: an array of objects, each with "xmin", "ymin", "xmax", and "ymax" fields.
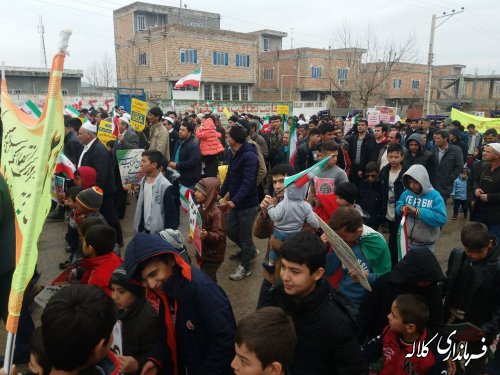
[{"xmin": 263, "ymin": 182, "xmax": 319, "ymax": 273}]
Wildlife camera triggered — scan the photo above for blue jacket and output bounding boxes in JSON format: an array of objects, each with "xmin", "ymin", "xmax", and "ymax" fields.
[
  {"xmin": 451, "ymin": 176, "xmax": 467, "ymax": 201},
  {"xmin": 220, "ymin": 141, "xmax": 259, "ymax": 209},
  {"xmin": 396, "ymin": 165, "xmax": 447, "ymax": 244},
  {"xmin": 124, "ymin": 233, "xmax": 236, "ymax": 375},
  {"xmin": 174, "ymin": 136, "xmax": 202, "ymax": 188}
]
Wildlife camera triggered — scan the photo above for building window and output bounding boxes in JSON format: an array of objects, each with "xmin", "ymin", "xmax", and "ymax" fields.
[
  {"xmin": 213, "ymin": 51, "xmax": 229, "ymax": 66},
  {"xmin": 263, "ymin": 68, "xmax": 273, "ymax": 80},
  {"xmin": 189, "ymin": 20, "xmax": 205, "ymax": 27},
  {"xmin": 139, "ymin": 52, "xmax": 147, "ymax": 65},
  {"xmin": 411, "ymin": 80, "xmax": 420, "ymax": 90},
  {"xmin": 213, "ymin": 84, "xmax": 221, "ymax": 100},
  {"xmin": 337, "ymin": 68, "xmax": 348, "ymax": 81},
  {"xmin": 157, "ymin": 14, "xmax": 167, "ymax": 26},
  {"xmin": 263, "ymin": 36, "xmax": 269, "ymax": 51},
  {"xmin": 311, "ymin": 66, "xmax": 322, "ymax": 79},
  {"xmin": 222, "ymin": 84, "xmax": 231, "ymax": 100},
  {"xmin": 393, "ymin": 79, "xmax": 402, "ymax": 89},
  {"xmin": 495, "ymin": 82, "xmax": 500, "ymax": 95},
  {"xmin": 231, "ymin": 85, "xmax": 240, "ymax": 101},
  {"xmin": 137, "ymin": 15, "xmax": 147, "ymax": 31},
  {"xmin": 180, "ymin": 49, "xmax": 197, "ymax": 64},
  {"xmin": 8, "ymin": 89, "xmax": 22, "ymax": 94},
  {"xmin": 62, "ymin": 90, "xmax": 69, "ymax": 95},
  {"xmin": 204, "ymin": 84, "xmax": 212, "ymax": 100},
  {"xmin": 236, "ymin": 54, "xmax": 250, "ymax": 67},
  {"xmin": 241, "ymin": 85, "xmax": 249, "ymax": 101}
]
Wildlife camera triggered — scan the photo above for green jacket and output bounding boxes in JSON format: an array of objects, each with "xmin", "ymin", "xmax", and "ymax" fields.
[{"xmin": 359, "ymin": 225, "xmax": 391, "ymax": 276}]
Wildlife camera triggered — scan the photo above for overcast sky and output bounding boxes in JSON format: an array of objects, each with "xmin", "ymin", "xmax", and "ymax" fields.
[{"xmin": 1, "ymin": 0, "xmax": 499, "ymax": 78}]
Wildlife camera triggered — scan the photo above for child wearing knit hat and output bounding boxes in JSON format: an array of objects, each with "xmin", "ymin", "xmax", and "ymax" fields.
[
  {"xmin": 75, "ymin": 186, "xmax": 106, "ymax": 223},
  {"xmin": 109, "ymin": 264, "xmax": 159, "ymax": 375}
]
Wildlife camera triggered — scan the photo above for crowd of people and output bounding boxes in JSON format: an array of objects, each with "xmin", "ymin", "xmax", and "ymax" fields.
[{"xmin": 1, "ymin": 107, "xmax": 499, "ymax": 375}]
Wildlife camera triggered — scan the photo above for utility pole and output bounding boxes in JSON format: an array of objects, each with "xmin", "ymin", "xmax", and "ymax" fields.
[
  {"xmin": 424, "ymin": 7, "xmax": 464, "ymax": 116},
  {"xmin": 37, "ymin": 15, "xmax": 47, "ymax": 68}
]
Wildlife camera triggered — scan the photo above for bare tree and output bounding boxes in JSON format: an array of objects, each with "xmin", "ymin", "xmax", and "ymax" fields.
[
  {"xmin": 84, "ymin": 53, "xmax": 116, "ymax": 87},
  {"xmin": 329, "ymin": 22, "xmax": 419, "ymax": 112},
  {"xmin": 85, "ymin": 62, "xmax": 101, "ymax": 87}
]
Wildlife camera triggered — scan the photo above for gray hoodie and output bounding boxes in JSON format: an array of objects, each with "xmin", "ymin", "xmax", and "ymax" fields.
[{"xmin": 268, "ymin": 183, "xmax": 319, "ymax": 233}]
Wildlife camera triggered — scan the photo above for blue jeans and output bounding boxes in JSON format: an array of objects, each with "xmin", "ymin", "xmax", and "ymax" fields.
[
  {"xmin": 408, "ymin": 242, "xmax": 435, "ymax": 253},
  {"xmin": 226, "ymin": 206, "xmax": 257, "ymax": 269}
]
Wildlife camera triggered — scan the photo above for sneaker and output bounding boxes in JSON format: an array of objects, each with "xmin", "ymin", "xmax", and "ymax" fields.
[
  {"xmin": 229, "ymin": 265, "xmax": 251, "ymax": 281},
  {"xmin": 262, "ymin": 261, "xmax": 275, "ymax": 273}
]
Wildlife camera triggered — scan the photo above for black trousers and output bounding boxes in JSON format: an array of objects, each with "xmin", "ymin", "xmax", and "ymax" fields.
[
  {"xmin": 202, "ymin": 155, "xmax": 219, "ymax": 178},
  {"xmin": 100, "ymin": 193, "xmax": 123, "ymax": 245},
  {"xmin": 387, "ymin": 218, "xmax": 401, "ymax": 268}
]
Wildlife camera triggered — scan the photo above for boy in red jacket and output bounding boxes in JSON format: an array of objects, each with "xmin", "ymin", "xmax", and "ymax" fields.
[
  {"xmin": 362, "ymin": 294, "xmax": 444, "ymax": 374},
  {"xmin": 80, "ymin": 224, "xmax": 123, "ymax": 296}
]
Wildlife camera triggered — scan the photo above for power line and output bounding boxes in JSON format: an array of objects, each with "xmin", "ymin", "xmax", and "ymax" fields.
[{"xmin": 36, "ymin": 0, "xmax": 112, "ymax": 18}]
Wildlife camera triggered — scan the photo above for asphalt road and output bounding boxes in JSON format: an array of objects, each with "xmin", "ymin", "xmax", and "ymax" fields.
[{"xmin": 0, "ymin": 198, "xmax": 464, "ymax": 355}]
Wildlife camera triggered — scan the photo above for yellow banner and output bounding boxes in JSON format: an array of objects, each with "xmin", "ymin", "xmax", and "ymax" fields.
[
  {"xmin": 450, "ymin": 108, "xmax": 500, "ymax": 132},
  {"xmin": 277, "ymin": 105, "xmax": 289, "ymax": 115},
  {"xmin": 130, "ymin": 98, "xmax": 147, "ymax": 132},
  {"xmin": 97, "ymin": 120, "xmax": 117, "ymax": 145},
  {"xmin": 223, "ymin": 107, "xmax": 231, "ymax": 120}
]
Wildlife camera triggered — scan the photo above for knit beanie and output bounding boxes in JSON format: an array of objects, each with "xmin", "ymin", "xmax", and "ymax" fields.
[
  {"xmin": 195, "ymin": 180, "xmax": 207, "ymax": 196},
  {"xmin": 109, "ymin": 264, "xmax": 145, "ymax": 297},
  {"xmin": 76, "ymin": 186, "xmax": 103, "ymax": 210},
  {"xmin": 335, "ymin": 182, "xmax": 358, "ymax": 204},
  {"xmin": 229, "ymin": 125, "xmax": 247, "ymax": 144}
]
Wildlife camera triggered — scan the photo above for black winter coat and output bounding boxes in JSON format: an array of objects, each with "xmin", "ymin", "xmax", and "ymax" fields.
[
  {"xmin": 173, "ymin": 136, "xmax": 202, "ymax": 188},
  {"xmin": 64, "ymin": 131, "xmax": 84, "ymax": 166},
  {"xmin": 78, "ymin": 139, "xmax": 117, "ymax": 194},
  {"xmin": 379, "ymin": 164, "xmax": 406, "ymax": 220},
  {"xmin": 258, "ymin": 279, "xmax": 368, "ymax": 375},
  {"xmin": 346, "ymin": 133, "xmax": 376, "ymax": 171}
]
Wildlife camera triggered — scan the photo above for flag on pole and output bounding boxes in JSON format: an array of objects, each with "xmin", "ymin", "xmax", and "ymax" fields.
[
  {"xmin": 1, "ymin": 30, "xmax": 71, "ymax": 367},
  {"xmin": 174, "ymin": 68, "xmax": 202, "ymax": 89},
  {"xmin": 179, "ymin": 184, "xmax": 193, "ymax": 213},
  {"xmin": 20, "ymin": 100, "xmax": 42, "ymax": 119},
  {"xmin": 284, "ymin": 156, "xmax": 332, "ymax": 188},
  {"xmin": 397, "ymin": 211, "xmax": 408, "ymax": 261},
  {"xmin": 55, "ymin": 153, "xmax": 76, "ymax": 179},
  {"xmin": 73, "ymin": 97, "xmax": 82, "ymax": 109},
  {"xmin": 288, "ymin": 117, "xmax": 298, "ymax": 167},
  {"xmin": 64, "ymin": 104, "xmax": 80, "ymax": 118}
]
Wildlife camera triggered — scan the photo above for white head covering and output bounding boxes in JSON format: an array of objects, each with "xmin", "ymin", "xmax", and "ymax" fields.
[
  {"xmin": 162, "ymin": 116, "xmax": 175, "ymax": 125},
  {"xmin": 486, "ymin": 143, "xmax": 500, "ymax": 154},
  {"xmin": 119, "ymin": 117, "xmax": 130, "ymax": 127},
  {"xmin": 122, "ymin": 113, "xmax": 131, "ymax": 120},
  {"xmin": 81, "ymin": 122, "xmax": 97, "ymax": 134}
]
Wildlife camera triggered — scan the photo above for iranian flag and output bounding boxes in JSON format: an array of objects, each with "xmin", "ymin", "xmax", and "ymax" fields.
[
  {"xmin": 179, "ymin": 184, "xmax": 194, "ymax": 213},
  {"xmin": 55, "ymin": 152, "xmax": 76, "ymax": 179},
  {"xmin": 288, "ymin": 118, "xmax": 298, "ymax": 167},
  {"xmin": 20, "ymin": 100, "xmax": 42, "ymax": 119},
  {"xmin": 397, "ymin": 212, "xmax": 408, "ymax": 261},
  {"xmin": 174, "ymin": 68, "xmax": 202, "ymax": 89},
  {"xmin": 74, "ymin": 97, "xmax": 83, "ymax": 109},
  {"xmin": 64, "ymin": 105, "xmax": 80, "ymax": 118},
  {"xmin": 284, "ymin": 155, "xmax": 332, "ymax": 188},
  {"xmin": 261, "ymin": 115, "xmax": 271, "ymax": 133}
]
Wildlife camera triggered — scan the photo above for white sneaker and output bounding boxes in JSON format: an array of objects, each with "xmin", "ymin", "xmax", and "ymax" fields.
[{"xmin": 229, "ymin": 265, "xmax": 251, "ymax": 281}]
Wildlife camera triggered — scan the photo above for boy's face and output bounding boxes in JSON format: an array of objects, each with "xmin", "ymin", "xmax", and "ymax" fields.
[
  {"xmin": 194, "ymin": 190, "xmax": 207, "ymax": 204},
  {"xmin": 461, "ymin": 172, "xmax": 468, "ymax": 180},
  {"xmin": 65, "ymin": 197, "xmax": 76, "ymax": 209},
  {"xmin": 110, "ymin": 284, "xmax": 138, "ymax": 310},
  {"xmin": 407, "ymin": 177, "xmax": 423, "ymax": 195},
  {"xmin": 140, "ymin": 259, "xmax": 173, "ymax": 291},
  {"xmin": 280, "ymin": 258, "xmax": 323, "ymax": 299},
  {"xmin": 408, "ymin": 140, "xmax": 420, "ymax": 155},
  {"xmin": 272, "ymin": 174, "xmax": 286, "ymax": 198},
  {"xmin": 321, "ymin": 150, "xmax": 338, "ymax": 169},
  {"xmin": 366, "ymin": 171, "xmax": 379, "ymax": 182},
  {"xmin": 464, "ymin": 241, "xmax": 492, "ymax": 262},
  {"xmin": 140, "ymin": 156, "xmax": 156, "ymax": 175},
  {"xmin": 232, "ymin": 343, "xmax": 278, "ymax": 375},
  {"xmin": 387, "ymin": 301, "xmax": 408, "ymax": 335},
  {"xmin": 387, "ymin": 151, "xmax": 403, "ymax": 168},
  {"xmin": 334, "ymin": 226, "xmax": 363, "ymax": 245},
  {"xmin": 335, "ymin": 196, "xmax": 352, "ymax": 208},
  {"xmin": 309, "ymin": 133, "xmax": 321, "ymax": 145},
  {"xmin": 76, "ymin": 200, "xmax": 92, "ymax": 215}
]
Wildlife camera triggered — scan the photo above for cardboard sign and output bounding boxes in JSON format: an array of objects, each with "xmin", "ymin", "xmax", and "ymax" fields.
[
  {"xmin": 116, "ymin": 149, "xmax": 145, "ymax": 191},
  {"xmin": 51, "ymin": 175, "xmax": 65, "ymax": 202},
  {"xmin": 97, "ymin": 120, "xmax": 117, "ymax": 145},
  {"xmin": 315, "ymin": 213, "xmax": 372, "ymax": 291},
  {"xmin": 367, "ymin": 111, "xmax": 380, "ymax": 127},
  {"xmin": 188, "ymin": 194, "xmax": 202, "ymax": 257},
  {"xmin": 277, "ymin": 105, "xmax": 290, "ymax": 115},
  {"xmin": 375, "ymin": 106, "xmax": 397, "ymax": 124},
  {"xmin": 130, "ymin": 98, "xmax": 148, "ymax": 132}
]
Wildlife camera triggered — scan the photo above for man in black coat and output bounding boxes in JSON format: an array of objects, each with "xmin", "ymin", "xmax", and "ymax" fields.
[
  {"xmin": 258, "ymin": 233, "xmax": 367, "ymax": 375},
  {"xmin": 77, "ymin": 122, "xmax": 123, "ymax": 246},
  {"xmin": 169, "ymin": 121, "xmax": 201, "ymax": 189},
  {"xmin": 346, "ymin": 119, "xmax": 376, "ymax": 187},
  {"xmin": 64, "ymin": 117, "xmax": 84, "ymax": 166}
]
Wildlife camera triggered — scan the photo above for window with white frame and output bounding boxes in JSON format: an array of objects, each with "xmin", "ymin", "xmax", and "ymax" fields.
[
  {"xmin": 222, "ymin": 84, "xmax": 231, "ymax": 101},
  {"xmin": 204, "ymin": 84, "xmax": 212, "ymax": 100},
  {"xmin": 411, "ymin": 80, "xmax": 420, "ymax": 90},
  {"xmin": 139, "ymin": 52, "xmax": 147, "ymax": 65},
  {"xmin": 495, "ymin": 82, "xmax": 500, "ymax": 95},
  {"xmin": 213, "ymin": 51, "xmax": 229, "ymax": 66},
  {"xmin": 393, "ymin": 79, "xmax": 402, "ymax": 89},
  {"xmin": 311, "ymin": 66, "xmax": 322, "ymax": 79},
  {"xmin": 241, "ymin": 85, "xmax": 249, "ymax": 101},
  {"xmin": 180, "ymin": 49, "xmax": 197, "ymax": 64},
  {"xmin": 232, "ymin": 85, "xmax": 240, "ymax": 101},
  {"xmin": 263, "ymin": 36, "xmax": 270, "ymax": 51},
  {"xmin": 203, "ymin": 84, "xmax": 250, "ymax": 101},
  {"xmin": 337, "ymin": 68, "xmax": 348, "ymax": 81},
  {"xmin": 137, "ymin": 15, "xmax": 147, "ymax": 31},
  {"xmin": 263, "ymin": 68, "xmax": 273, "ymax": 80},
  {"xmin": 236, "ymin": 54, "xmax": 250, "ymax": 68},
  {"xmin": 213, "ymin": 85, "xmax": 221, "ymax": 100}
]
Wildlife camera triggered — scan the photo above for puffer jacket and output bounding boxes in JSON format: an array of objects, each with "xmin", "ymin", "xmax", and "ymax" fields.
[
  {"xmin": 196, "ymin": 118, "xmax": 224, "ymax": 156},
  {"xmin": 197, "ymin": 177, "xmax": 226, "ymax": 263}
]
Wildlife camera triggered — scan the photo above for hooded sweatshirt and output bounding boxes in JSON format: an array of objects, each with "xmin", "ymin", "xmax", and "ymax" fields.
[
  {"xmin": 396, "ymin": 164, "xmax": 447, "ymax": 244},
  {"xmin": 76, "ymin": 166, "xmax": 97, "ymax": 189},
  {"xmin": 196, "ymin": 177, "xmax": 226, "ymax": 263},
  {"xmin": 403, "ymin": 133, "xmax": 435, "ymax": 183},
  {"xmin": 267, "ymin": 182, "xmax": 319, "ymax": 234},
  {"xmin": 124, "ymin": 234, "xmax": 236, "ymax": 375}
]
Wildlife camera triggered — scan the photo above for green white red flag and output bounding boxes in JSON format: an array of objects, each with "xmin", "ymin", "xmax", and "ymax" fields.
[
  {"xmin": 284, "ymin": 155, "xmax": 332, "ymax": 188},
  {"xmin": 288, "ymin": 118, "xmax": 297, "ymax": 167},
  {"xmin": 20, "ymin": 100, "xmax": 42, "ymax": 119},
  {"xmin": 397, "ymin": 211, "xmax": 408, "ymax": 261},
  {"xmin": 175, "ymin": 68, "xmax": 202, "ymax": 89},
  {"xmin": 55, "ymin": 152, "xmax": 76, "ymax": 179},
  {"xmin": 180, "ymin": 184, "xmax": 193, "ymax": 213}
]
